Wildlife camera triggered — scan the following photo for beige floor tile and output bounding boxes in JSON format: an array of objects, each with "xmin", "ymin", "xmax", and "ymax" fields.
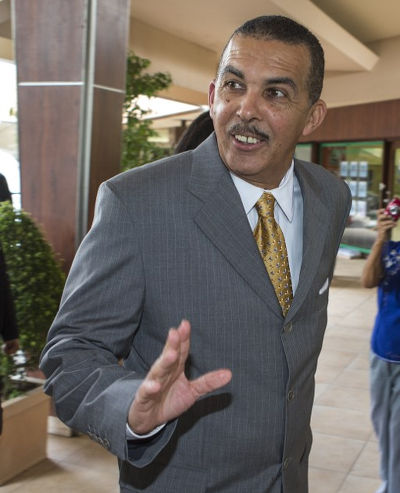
[
  {"xmin": 334, "ymin": 368, "xmax": 370, "ymax": 390},
  {"xmin": 321, "ymin": 335, "xmax": 370, "ymax": 354},
  {"xmin": 46, "ymin": 434, "xmax": 93, "ymax": 461},
  {"xmin": 347, "ymin": 352, "xmax": 371, "ymax": 371},
  {"xmin": 333, "ymin": 258, "xmax": 366, "ymax": 278},
  {"xmin": 315, "ymin": 364, "xmax": 345, "ymax": 385},
  {"xmin": 369, "ymin": 432, "xmax": 378, "ymax": 442},
  {"xmin": 308, "ymin": 468, "xmax": 346, "ymax": 493},
  {"xmin": 317, "ymin": 349, "xmax": 357, "ymax": 369},
  {"xmin": 314, "ymin": 385, "xmax": 370, "ymax": 413},
  {"xmin": 328, "ymin": 299, "xmax": 365, "ymax": 318},
  {"xmin": 351, "ymin": 441, "xmax": 381, "ymax": 480},
  {"xmin": 60, "ymin": 437, "xmax": 118, "ymax": 474},
  {"xmin": 326, "ymin": 315, "xmax": 345, "ymax": 327},
  {"xmin": 311, "ymin": 405, "xmax": 373, "ymax": 441},
  {"xmin": 309, "ymin": 433, "xmax": 365, "ymax": 472},
  {"xmin": 314, "ymin": 382, "xmax": 329, "ymax": 400},
  {"xmin": 335, "ymin": 312, "xmax": 376, "ymax": 330},
  {"xmin": 1, "ymin": 458, "xmax": 119, "ymax": 493},
  {"xmin": 326, "ymin": 324, "xmax": 371, "ymax": 339},
  {"xmin": 337, "ymin": 474, "xmax": 382, "ymax": 493}
]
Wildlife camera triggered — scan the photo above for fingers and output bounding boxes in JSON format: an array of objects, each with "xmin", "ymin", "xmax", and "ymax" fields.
[
  {"xmin": 190, "ymin": 369, "xmax": 232, "ymax": 399},
  {"xmin": 149, "ymin": 319, "xmax": 191, "ymax": 379},
  {"xmin": 136, "ymin": 320, "xmax": 191, "ymax": 403},
  {"xmin": 128, "ymin": 320, "xmax": 232, "ymax": 435},
  {"xmin": 377, "ymin": 209, "xmax": 396, "ymax": 236}
]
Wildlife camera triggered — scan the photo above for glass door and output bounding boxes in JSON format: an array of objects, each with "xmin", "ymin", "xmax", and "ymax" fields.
[{"xmin": 320, "ymin": 141, "xmax": 384, "ymax": 253}]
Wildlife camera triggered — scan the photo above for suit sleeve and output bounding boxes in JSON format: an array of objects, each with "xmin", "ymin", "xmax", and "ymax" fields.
[{"xmin": 40, "ymin": 182, "xmax": 176, "ymax": 465}]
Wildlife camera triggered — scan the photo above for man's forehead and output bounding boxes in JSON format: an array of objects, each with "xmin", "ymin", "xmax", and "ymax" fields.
[{"xmin": 218, "ymin": 36, "xmax": 311, "ymax": 77}]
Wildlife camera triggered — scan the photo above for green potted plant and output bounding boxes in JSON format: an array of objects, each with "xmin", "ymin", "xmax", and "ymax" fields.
[
  {"xmin": 0, "ymin": 201, "xmax": 65, "ymax": 484},
  {"xmin": 121, "ymin": 51, "xmax": 172, "ymax": 171}
]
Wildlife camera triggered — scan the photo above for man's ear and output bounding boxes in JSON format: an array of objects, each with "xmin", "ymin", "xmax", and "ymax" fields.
[
  {"xmin": 208, "ymin": 80, "xmax": 216, "ymax": 117},
  {"xmin": 302, "ymin": 99, "xmax": 327, "ymax": 137}
]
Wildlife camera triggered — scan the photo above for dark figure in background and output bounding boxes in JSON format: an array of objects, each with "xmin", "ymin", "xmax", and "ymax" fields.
[
  {"xmin": 174, "ymin": 111, "xmax": 214, "ymax": 154},
  {"xmin": 0, "ymin": 249, "xmax": 19, "ymax": 434},
  {"xmin": 40, "ymin": 15, "xmax": 351, "ymax": 492},
  {"xmin": 361, "ymin": 209, "xmax": 400, "ymax": 493},
  {"xmin": 0, "ymin": 173, "xmax": 12, "ymax": 203},
  {"xmin": 0, "ymin": 173, "xmax": 19, "ymax": 434}
]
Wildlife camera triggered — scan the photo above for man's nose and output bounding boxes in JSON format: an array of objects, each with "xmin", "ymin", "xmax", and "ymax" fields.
[{"xmin": 236, "ymin": 91, "xmax": 262, "ymax": 121}]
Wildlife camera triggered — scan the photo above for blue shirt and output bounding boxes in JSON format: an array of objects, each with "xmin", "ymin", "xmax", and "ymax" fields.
[{"xmin": 372, "ymin": 240, "xmax": 400, "ymax": 363}]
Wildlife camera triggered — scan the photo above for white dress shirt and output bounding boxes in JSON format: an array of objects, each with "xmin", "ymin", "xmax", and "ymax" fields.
[{"xmin": 230, "ymin": 160, "xmax": 303, "ymax": 294}]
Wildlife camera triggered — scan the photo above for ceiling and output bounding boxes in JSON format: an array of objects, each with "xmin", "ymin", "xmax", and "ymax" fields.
[{"xmin": 131, "ymin": 0, "xmax": 400, "ymax": 73}]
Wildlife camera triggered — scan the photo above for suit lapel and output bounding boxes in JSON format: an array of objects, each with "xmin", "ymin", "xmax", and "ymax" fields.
[
  {"xmin": 188, "ymin": 135, "xmax": 282, "ymax": 318},
  {"xmin": 188, "ymin": 139, "xmax": 330, "ymax": 320},
  {"xmin": 286, "ymin": 160, "xmax": 330, "ymax": 321}
]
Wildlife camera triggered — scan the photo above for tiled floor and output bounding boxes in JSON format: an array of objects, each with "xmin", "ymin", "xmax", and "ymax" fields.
[
  {"xmin": 309, "ymin": 258, "xmax": 382, "ymax": 493},
  {"xmin": 1, "ymin": 258, "xmax": 384, "ymax": 493}
]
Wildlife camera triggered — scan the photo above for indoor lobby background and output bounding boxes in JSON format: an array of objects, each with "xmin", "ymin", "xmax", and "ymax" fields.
[{"xmin": 1, "ymin": 1, "xmax": 400, "ymax": 492}]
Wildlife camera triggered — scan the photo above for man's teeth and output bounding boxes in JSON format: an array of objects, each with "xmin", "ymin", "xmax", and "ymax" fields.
[{"xmin": 235, "ymin": 135, "xmax": 259, "ymax": 144}]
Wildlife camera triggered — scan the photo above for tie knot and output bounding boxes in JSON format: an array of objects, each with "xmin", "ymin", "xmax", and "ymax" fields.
[{"xmin": 255, "ymin": 192, "xmax": 275, "ymax": 219}]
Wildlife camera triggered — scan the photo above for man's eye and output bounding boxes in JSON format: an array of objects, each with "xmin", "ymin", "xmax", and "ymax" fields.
[
  {"xmin": 267, "ymin": 88, "xmax": 286, "ymax": 98},
  {"xmin": 224, "ymin": 80, "xmax": 243, "ymax": 90}
]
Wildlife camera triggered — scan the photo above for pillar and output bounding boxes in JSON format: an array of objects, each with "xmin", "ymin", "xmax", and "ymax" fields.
[{"xmin": 13, "ymin": 0, "xmax": 130, "ymax": 270}]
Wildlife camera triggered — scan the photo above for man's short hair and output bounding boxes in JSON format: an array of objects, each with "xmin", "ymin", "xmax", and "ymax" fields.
[{"xmin": 218, "ymin": 15, "xmax": 325, "ymax": 105}]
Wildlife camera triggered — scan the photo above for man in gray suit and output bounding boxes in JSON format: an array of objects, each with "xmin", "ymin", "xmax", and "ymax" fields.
[{"xmin": 40, "ymin": 15, "xmax": 351, "ymax": 493}]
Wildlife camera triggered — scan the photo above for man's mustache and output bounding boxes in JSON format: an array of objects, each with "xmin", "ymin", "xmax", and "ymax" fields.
[{"xmin": 228, "ymin": 124, "xmax": 269, "ymax": 141}]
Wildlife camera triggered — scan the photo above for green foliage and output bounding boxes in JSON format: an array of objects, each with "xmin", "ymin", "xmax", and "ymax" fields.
[
  {"xmin": 0, "ymin": 202, "xmax": 65, "ymax": 373},
  {"xmin": 121, "ymin": 52, "xmax": 173, "ymax": 171}
]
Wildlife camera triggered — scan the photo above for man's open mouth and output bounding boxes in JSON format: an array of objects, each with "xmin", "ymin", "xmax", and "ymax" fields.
[{"xmin": 234, "ymin": 134, "xmax": 260, "ymax": 144}]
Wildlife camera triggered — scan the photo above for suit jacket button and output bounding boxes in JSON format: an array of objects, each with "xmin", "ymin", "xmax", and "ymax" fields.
[
  {"xmin": 288, "ymin": 389, "xmax": 295, "ymax": 401},
  {"xmin": 283, "ymin": 322, "xmax": 292, "ymax": 333},
  {"xmin": 283, "ymin": 457, "xmax": 290, "ymax": 470}
]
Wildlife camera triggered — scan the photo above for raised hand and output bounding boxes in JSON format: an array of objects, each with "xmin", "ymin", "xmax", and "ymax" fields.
[
  {"xmin": 128, "ymin": 319, "xmax": 232, "ymax": 435},
  {"xmin": 377, "ymin": 208, "xmax": 397, "ymax": 241}
]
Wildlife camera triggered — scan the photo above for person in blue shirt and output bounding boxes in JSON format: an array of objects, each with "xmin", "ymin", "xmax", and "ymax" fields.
[{"xmin": 361, "ymin": 207, "xmax": 400, "ymax": 493}]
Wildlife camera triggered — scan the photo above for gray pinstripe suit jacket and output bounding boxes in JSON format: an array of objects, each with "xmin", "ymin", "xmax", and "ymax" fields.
[{"xmin": 40, "ymin": 134, "xmax": 351, "ymax": 493}]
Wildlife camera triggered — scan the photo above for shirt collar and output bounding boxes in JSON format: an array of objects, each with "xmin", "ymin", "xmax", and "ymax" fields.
[{"xmin": 230, "ymin": 160, "xmax": 295, "ymax": 221}]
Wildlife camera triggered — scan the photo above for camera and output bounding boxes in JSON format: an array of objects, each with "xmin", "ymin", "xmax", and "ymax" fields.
[{"xmin": 385, "ymin": 197, "xmax": 400, "ymax": 222}]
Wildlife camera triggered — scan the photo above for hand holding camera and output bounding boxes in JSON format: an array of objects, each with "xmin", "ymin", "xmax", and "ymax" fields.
[{"xmin": 385, "ymin": 197, "xmax": 400, "ymax": 222}]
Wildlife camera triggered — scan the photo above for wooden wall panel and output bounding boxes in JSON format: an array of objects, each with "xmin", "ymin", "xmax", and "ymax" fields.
[
  {"xmin": 88, "ymin": 88, "xmax": 125, "ymax": 226},
  {"xmin": 18, "ymin": 86, "xmax": 81, "ymax": 267},
  {"xmin": 300, "ymin": 99, "xmax": 400, "ymax": 143},
  {"xmin": 14, "ymin": 0, "xmax": 85, "ymax": 82},
  {"xmin": 14, "ymin": 0, "xmax": 129, "ymax": 272},
  {"xmin": 95, "ymin": 0, "xmax": 130, "ymax": 89}
]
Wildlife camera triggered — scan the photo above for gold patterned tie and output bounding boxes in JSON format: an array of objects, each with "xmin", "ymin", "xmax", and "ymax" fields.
[{"xmin": 254, "ymin": 192, "xmax": 293, "ymax": 316}]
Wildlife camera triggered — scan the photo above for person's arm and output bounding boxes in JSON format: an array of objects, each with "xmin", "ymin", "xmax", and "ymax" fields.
[
  {"xmin": 40, "ymin": 181, "xmax": 231, "ymax": 466},
  {"xmin": 361, "ymin": 209, "xmax": 396, "ymax": 288}
]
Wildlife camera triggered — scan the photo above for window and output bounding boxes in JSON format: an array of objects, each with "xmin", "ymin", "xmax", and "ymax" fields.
[
  {"xmin": 294, "ymin": 143, "xmax": 312, "ymax": 162},
  {"xmin": 320, "ymin": 141, "xmax": 384, "ymax": 223},
  {"xmin": 320, "ymin": 141, "xmax": 384, "ymax": 253}
]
